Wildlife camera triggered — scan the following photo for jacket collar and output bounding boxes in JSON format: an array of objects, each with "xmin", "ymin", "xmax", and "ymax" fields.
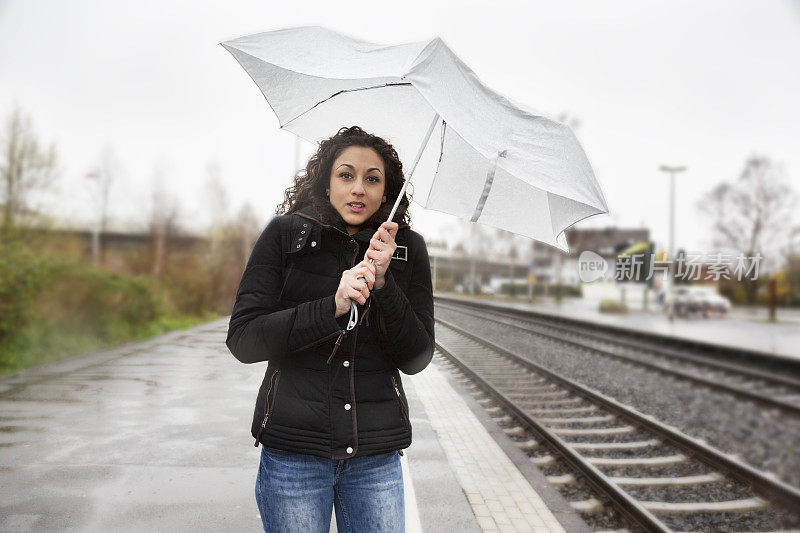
[{"xmin": 295, "ymin": 196, "xmax": 410, "ymax": 243}]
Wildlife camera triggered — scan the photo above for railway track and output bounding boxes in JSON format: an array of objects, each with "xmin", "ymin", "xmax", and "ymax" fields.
[
  {"xmin": 433, "ymin": 317, "xmax": 800, "ymax": 531},
  {"xmin": 435, "ymin": 298, "xmax": 800, "ymax": 416}
]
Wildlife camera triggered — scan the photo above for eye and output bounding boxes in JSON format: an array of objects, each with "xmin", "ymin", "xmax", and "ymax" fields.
[
  {"xmin": 367, "ymin": 176, "xmax": 381, "ymax": 183},
  {"xmin": 339, "ymin": 172, "xmax": 352, "ymax": 179}
]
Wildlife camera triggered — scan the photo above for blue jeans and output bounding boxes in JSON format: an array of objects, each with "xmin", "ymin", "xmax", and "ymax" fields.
[{"xmin": 255, "ymin": 446, "xmax": 404, "ymax": 532}]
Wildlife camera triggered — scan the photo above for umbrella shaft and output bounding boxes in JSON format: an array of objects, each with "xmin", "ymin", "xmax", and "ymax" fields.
[
  {"xmin": 351, "ymin": 112, "xmax": 440, "ymax": 326},
  {"xmin": 387, "ymin": 112, "xmax": 440, "ymax": 222}
]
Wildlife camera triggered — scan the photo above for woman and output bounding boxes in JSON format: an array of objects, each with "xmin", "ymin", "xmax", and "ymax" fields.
[{"xmin": 226, "ymin": 125, "xmax": 435, "ymax": 532}]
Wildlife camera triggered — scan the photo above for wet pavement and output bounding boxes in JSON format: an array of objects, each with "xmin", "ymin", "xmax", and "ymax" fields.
[
  {"xmin": 0, "ymin": 320, "xmax": 264, "ymax": 531},
  {"xmin": 0, "ymin": 315, "xmax": 583, "ymax": 532}
]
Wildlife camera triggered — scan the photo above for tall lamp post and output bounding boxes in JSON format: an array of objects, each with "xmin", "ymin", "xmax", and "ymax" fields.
[{"xmin": 659, "ymin": 165, "xmax": 686, "ymax": 321}]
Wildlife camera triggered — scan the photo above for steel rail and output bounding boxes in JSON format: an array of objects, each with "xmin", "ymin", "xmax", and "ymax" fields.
[
  {"xmin": 435, "ymin": 301, "xmax": 800, "ymax": 415},
  {"xmin": 434, "ymin": 294, "xmax": 800, "ymax": 375},
  {"xmin": 435, "ymin": 339, "xmax": 671, "ymax": 532},
  {"xmin": 437, "ymin": 300, "xmax": 800, "ymax": 390},
  {"xmin": 435, "ymin": 317, "xmax": 800, "ymax": 513}
]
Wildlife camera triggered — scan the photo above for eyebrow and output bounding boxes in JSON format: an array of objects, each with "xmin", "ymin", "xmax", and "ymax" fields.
[{"xmin": 336, "ymin": 163, "xmax": 383, "ymax": 175}]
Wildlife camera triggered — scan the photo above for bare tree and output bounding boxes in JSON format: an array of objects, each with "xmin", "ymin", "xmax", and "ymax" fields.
[
  {"xmin": 697, "ymin": 155, "xmax": 795, "ymax": 303},
  {"xmin": 148, "ymin": 168, "xmax": 182, "ymax": 278},
  {"xmin": 778, "ymin": 225, "xmax": 800, "ymax": 306},
  {"xmin": 85, "ymin": 146, "xmax": 121, "ymax": 265},
  {"xmin": 0, "ymin": 105, "xmax": 58, "ymax": 241},
  {"xmin": 699, "ymin": 155, "xmax": 793, "ymax": 262},
  {"xmin": 201, "ymin": 162, "xmax": 237, "ymax": 302},
  {"xmin": 209, "ymin": 200, "xmax": 260, "ymax": 313},
  {"xmin": 202, "ymin": 160, "xmax": 230, "ymax": 274},
  {"xmin": 203, "ymin": 160, "xmax": 229, "ymax": 233},
  {"xmin": 232, "ymin": 202, "xmax": 260, "ymax": 271}
]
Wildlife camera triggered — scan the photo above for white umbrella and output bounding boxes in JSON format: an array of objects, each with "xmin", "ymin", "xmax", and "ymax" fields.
[
  {"xmin": 221, "ymin": 25, "xmax": 609, "ymax": 326},
  {"xmin": 221, "ymin": 25, "xmax": 608, "ymax": 250}
]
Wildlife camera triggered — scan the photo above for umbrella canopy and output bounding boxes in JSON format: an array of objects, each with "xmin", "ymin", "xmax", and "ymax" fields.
[{"xmin": 220, "ymin": 25, "xmax": 608, "ymax": 252}]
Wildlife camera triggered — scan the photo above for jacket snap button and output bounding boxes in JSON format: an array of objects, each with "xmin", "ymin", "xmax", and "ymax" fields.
[
  {"xmin": 346, "ymin": 446, "xmax": 353, "ymax": 454},
  {"xmin": 301, "ymin": 230, "xmax": 306, "ymax": 234},
  {"xmin": 303, "ymin": 223, "xmax": 307, "ymax": 227},
  {"xmin": 296, "ymin": 244, "xmax": 301, "ymax": 249},
  {"xmin": 344, "ymin": 403, "xmax": 351, "ymax": 410},
  {"xmin": 298, "ymin": 237, "xmax": 302, "ymax": 241},
  {"xmin": 311, "ymin": 241, "xmax": 316, "ymax": 247},
  {"xmin": 343, "ymin": 360, "xmax": 349, "ymax": 367}
]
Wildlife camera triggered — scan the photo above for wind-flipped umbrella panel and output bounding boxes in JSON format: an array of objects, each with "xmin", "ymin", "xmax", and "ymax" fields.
[{"xmin": 221, "ymin": 25, "xmax": 608, "ymax": 252}]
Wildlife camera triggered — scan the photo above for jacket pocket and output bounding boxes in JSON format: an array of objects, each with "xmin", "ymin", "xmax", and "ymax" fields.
[
  {"xmin": 254, "ymin": 369, "xmax": 282, "ymax": 447},
  {"xmin": 390, "ymin": 375, "xmax": 410, "ymax": 429},
  {"xmin": 296, "ymin": 328, "xmax": 345, "ymax": 355}
]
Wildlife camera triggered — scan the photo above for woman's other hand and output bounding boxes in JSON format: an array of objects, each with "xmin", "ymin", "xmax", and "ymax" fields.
[
  {"xmin": 334, "ymin": 260, "xmax": 377, "ymax": 317},
  {"xmin": 365, "ymin": 222, "xmax": 398, "ymax": 290}
]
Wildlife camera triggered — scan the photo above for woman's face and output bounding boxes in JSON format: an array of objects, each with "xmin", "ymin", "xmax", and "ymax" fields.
[{"xmin": 327, "ymin": 146, "xmax": 387, "ymax": 235}]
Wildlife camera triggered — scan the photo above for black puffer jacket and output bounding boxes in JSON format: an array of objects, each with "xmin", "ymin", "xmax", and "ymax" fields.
[{"xmin": 226, "ymin": 199, "xmax": 435, "ymax": 460}]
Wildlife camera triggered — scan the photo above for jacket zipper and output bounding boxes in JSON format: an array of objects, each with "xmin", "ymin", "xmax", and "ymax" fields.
[
  {"xmin": 294, "ymin": 213, "xmax": 364, "ymax": 364},
  {"xmin": 294, "ymin": 210, "xmax": 406, "ymax": 455},
  {"xmin": 326, "ymin": 330, "xmax": 346, "ymax": 364},
  {"xmin": 391, "ymin": 375, "xmax": 410, "ymax": 428},
  {"xmin": 361, "ymin": 297, "xmax": 371, "ymax": 327},
  {"xmin": 254, "ymin": 370, "xmax": 281, "ymax": 447}
]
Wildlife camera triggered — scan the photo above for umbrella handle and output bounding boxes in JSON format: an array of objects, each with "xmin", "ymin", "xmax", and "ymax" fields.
[
  {"xmin": 346, "ymin": 112, "xmax": 440, "ymax": 332},
  {"xmin": 347, "ymin": 257, "xmax": 375, "ymax": 331}
]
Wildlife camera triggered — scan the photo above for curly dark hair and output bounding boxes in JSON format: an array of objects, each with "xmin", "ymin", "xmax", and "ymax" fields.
[{"xmin": 276, "ymin": 126, "xmax": 412, "ymax": 225}]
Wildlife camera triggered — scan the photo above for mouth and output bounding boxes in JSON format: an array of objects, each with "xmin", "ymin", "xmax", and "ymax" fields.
[{"xmin": 346, "ymin": 202, "xmax": 365, "ymax": 213}]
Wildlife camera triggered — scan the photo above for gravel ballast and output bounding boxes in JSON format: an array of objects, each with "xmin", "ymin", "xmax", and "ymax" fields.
[
  {"xmin": 435, "ymin": 306, "xmax": 800, "ymax": 533},
  {"xmin": 436, "ymin": 306, "xmax": 800, "ymax": 489}
]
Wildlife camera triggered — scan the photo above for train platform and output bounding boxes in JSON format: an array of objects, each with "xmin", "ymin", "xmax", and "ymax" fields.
[
  {"xmin": 0, "ymin": 317, "xmax": 587, "ymax": 532},
  {"xmin": 435, "ymin": 293, "xmax": 800, "ymax": 361}
]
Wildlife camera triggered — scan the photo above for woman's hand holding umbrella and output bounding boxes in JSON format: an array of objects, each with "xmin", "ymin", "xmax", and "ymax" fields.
[
  {"xmin": 364, "ymin": 222, "xmax": 398, "ymax": 290},
  {"xmin": 334, "ymin": 222, "xmax": 397, "ymax": 318},
  {"xmin": 334, "ymin": 261, "xmax": 376, "ymax": 318},
  {"xmin": 334, "ymin": 221, "xmax": 398, "ymax": 320}
]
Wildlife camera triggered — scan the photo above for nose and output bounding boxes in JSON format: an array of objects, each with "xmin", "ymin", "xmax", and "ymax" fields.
[{"xmin": 351, "ymin": 177, "xmax": 366, "ymax": 196}]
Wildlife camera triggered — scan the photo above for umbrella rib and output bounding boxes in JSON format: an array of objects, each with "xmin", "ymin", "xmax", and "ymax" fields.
[
  {"xmin": 424, "ymin": 120, "xmax": 447, "ymax": 207},
  {"xmin": 470, "ymin": 150, "xmax": 506, "ymax": 222},
  {"xmin": 283, "ymin": 81, "xmax": 413, "ymax": 127}
]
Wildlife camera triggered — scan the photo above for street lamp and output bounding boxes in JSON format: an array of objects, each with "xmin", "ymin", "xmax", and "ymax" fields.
[{"xmin": 659, "ymin": 165, "xmax": 686, "ymax": 321}]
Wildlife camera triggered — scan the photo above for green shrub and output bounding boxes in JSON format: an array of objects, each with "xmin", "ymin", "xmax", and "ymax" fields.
[
  {"xmin": 0, "ymin": 242, "xmax": 168, "ymax": 374},
  {"xmin": 0, "ymin": 241, "xmax": 58, "ymax": 368},
  {"xmin": 529, "ymin": 284, "xmax": 582, "ymax": 298},
  {"xmin": 599, "ymin": 299, "xmax": 628, "ymax": 313}
]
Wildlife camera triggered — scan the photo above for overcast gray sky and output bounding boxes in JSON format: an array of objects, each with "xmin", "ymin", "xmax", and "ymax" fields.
[{"xmin": 1, "ymin": 0, "xmax": 798, "ymax": 255}]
